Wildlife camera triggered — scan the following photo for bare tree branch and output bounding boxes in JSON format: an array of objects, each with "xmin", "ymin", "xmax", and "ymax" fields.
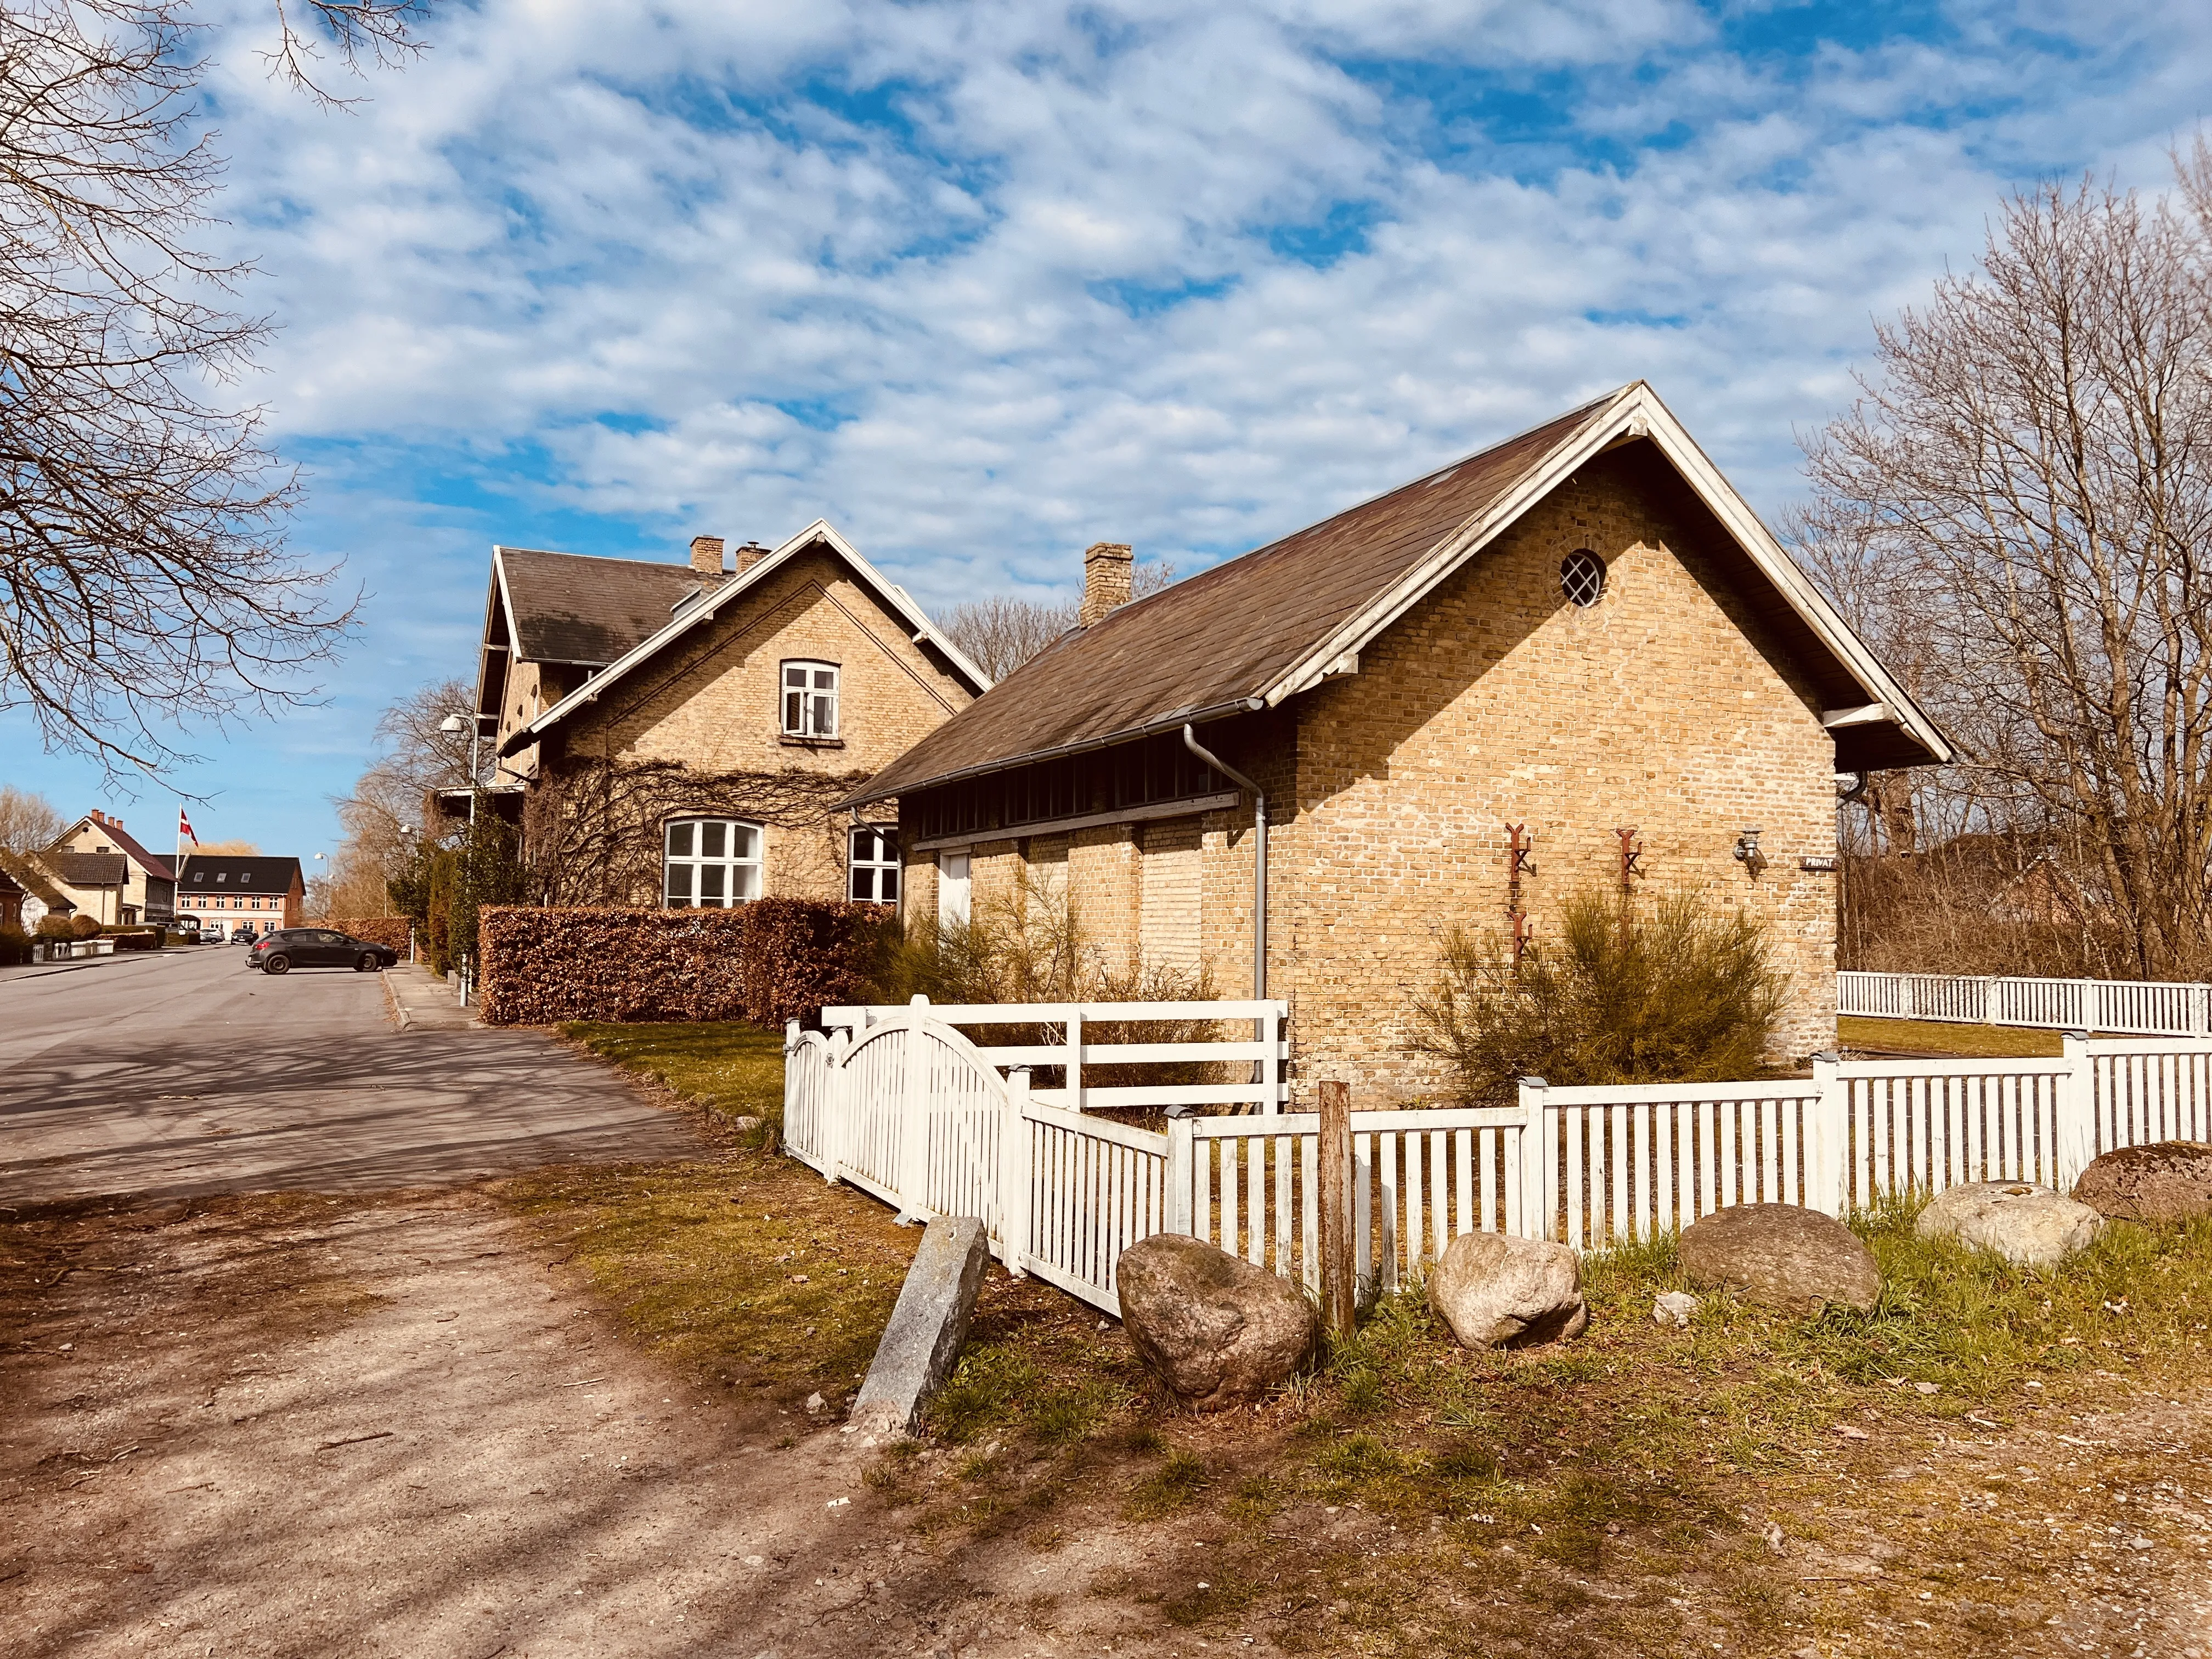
[{"xmin": 0, "ymin": 1, "xmax": 366, "ymax": 785}]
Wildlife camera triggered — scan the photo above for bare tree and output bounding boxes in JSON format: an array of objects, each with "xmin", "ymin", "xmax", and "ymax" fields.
[
  {"xmin": 941, "ymin": 561, "xmax": 1177, "ymax": 681},
  {"xmin": 325, "ymin": 676, "xmax": 473, "ymax": 912},
  {"xmin": 0, "ymin": 784, "xmax": 64, "ymax": 852},
  {"xmin": 1801, "ymin": 163, "xmax": 2212, "ymax": 978},
  {"xmin": 0, "ymin": 2, "xmax": 434, "ymax": 786},
  {"xmin": 187, "ymin": 838, "xmax": 262, "ymax": 854}
]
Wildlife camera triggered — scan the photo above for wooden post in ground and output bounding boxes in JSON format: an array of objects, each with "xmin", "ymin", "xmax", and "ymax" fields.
[{"xmin": 1317, "ymin": 1080, "xmax": 1354, "ymax": 1338}]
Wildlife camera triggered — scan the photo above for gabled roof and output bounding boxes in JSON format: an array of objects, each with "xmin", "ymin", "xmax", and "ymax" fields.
[
  {"xmin": 849, "ymin": 382, "xmax": 1951, "ymax": 805},
  {"xmin": 499, "ymin": 521, "xmax": 992, "ymax": 758},
  {"xmin": 489, "ymin": 546, "xmax": 706, "ymax": 668},
  {"xmin": 44, "ymin": 851, "xmax": 128, "ymax": 888},
  {"xmin": 0, "ymin": 849, "xmax": 74, "ymax": 912},
  {"xmin": 177, "ymin": 855, "xmax": 302, "ymax": 895},
  {"xmin": 57, "ymin": 814, "xmax": 174, "ymax": 881}
]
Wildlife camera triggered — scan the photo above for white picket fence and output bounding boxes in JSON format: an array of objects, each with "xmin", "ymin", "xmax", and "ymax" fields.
[
  {"xmin": 1840, "ymin": 969, "xmax": 2212, "ymax": 1036},
  {"xmin": 785, "ymin": 1008, "xmax": 2212, "ymax": 1317}
]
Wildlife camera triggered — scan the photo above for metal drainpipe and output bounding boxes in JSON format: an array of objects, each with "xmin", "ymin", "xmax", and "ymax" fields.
[{"xmin": 1181, "ymin": 725, "xmax": 1266, "ymax": 1002}]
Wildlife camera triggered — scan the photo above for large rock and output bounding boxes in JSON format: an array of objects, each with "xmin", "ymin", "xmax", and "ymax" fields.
[
  {"xmin": 1678, "ymin": 1204, "xmax": 1881, "ymax": 1314},
  {"xmin": 1115, "ymin": 1234, "xmax": 1321, "ymax": 1412},
  {"xmin": 2073, "ymin": 1141, "xmax": 2212, "ymax": 1223},
  {"xmin": 1426, "ymin": 1230, "xmax": 1589, "ymax": 1348},
  {"xmin": 1916, "ymin": 1181, "xmax": 2102, "ymax": 1268}
]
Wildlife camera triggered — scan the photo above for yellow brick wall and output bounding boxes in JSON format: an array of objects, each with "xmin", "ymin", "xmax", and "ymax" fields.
[
  {"xmin": 1279, "ymin": 447, "xmax": 1837, "ymax": 1097},
  {"xmin": 898, "ymin": 449, "xmax": 1841, "ymax": 1091}
]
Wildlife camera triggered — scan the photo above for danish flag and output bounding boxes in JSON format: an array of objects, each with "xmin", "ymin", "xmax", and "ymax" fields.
[{"xmin": 178, "ymin": 808, "xmax": 196, "ymax": 842}]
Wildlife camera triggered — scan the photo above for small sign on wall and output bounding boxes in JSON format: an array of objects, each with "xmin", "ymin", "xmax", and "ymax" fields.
[{"xmin": 1799, "ymin": 856, "xmax": 1839, "ymax": 873}]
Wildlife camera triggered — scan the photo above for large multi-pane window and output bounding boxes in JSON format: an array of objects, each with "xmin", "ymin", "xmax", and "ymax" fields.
[
  {"xmin": 664, "ymin": 818, "xmax": 762, "ymax": 907},
  {"xmin": 848, "ymin": 826, "xmax": 900, "ymax": 903},
  {"xmin": 781, "ymin": 661, "xmax": 839, "ymax": 738}
]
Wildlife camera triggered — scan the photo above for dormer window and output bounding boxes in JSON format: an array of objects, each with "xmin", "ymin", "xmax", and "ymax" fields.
[
  {"xmin": 216, "ymin": 873, "xmax": 227, "ymax": 884},
  {"xmin": 782, "ymin": 662, "xmax": 839, "ymax": 738}
]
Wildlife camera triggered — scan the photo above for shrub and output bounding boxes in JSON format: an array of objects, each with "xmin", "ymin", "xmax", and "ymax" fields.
[
  {"xmin": 0, "ymin": 925, "xmax": 30, "ymax": 966},
  {"xmin": 69, "ymin": 913, "xmax": 101, "ymax": 939},
  {"xmin": 871, "ymin": 865, "xmax": 1224, "ymax": 1097},
  {"xmin": 476, "ymin": 899, "xmax": 896, "ymax": 1026},
  {"xmin": 35, "ymin": 915, "xmax": 74, "ymax": 939},
  {"xmin": 103, "ymin": 927, "xmax": 162, "ymax": 950},
  {"xmin": 1409, "ymin": 888, "xmax": 1788, "ymax": 1104},
  {"xmin": 324, "ymin": 916, "xmax": 410, "ymax": 953}
]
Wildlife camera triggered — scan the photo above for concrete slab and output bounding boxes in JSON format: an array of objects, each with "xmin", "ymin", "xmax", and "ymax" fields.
[{"xmin": 850, "ymin": 1215, "xmax": 989, "ymax": 1436}]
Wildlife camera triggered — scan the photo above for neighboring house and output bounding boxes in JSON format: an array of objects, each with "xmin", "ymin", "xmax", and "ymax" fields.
[
  {"xmin": 483, "ymin": 523, "xmax": 989, "ymax": 908},
  {"xmin": 48, "ymin": 809, "xmax": 176, "ymax": 923},
  {"xmin": 2, "ymin": 849, "xmax": 78, "ymax": 933},
  {"xmin": 849, "ymin": 382, "xmax": 1951, "ymax": 1094},
  {"xmin": 176, "ymin": 855, "xmax": 305, "ymax": 938},
  {"xmin": 36, "ymin": 853, "xmax": 132, "ymax": 926}
]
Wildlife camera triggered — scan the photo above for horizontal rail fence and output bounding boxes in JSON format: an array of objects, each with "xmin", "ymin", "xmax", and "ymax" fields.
[
  {"xmin": 1841, "ymin": 970, "xmax": 2212, "ymax": 1037},
  {"xmin": 789, "ymin": 1012, "xmax": 2212, "ymax": 1317},
  {"xmin": 820, "ymin": 995, "xmax": 1290, "ymax": 1115}
]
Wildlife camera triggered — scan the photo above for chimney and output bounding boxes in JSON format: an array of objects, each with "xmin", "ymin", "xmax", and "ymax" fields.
[
  {"xmin": 733, "ymin": 540, "xmax": 771, "ymax": 576},
  {"xmin": 1079, "ymin": 542, "xmax": 1134, "ymax": 628},
  {"xmin": 689, "ymin": 535, "xmax": 726, "ymax": 583}
]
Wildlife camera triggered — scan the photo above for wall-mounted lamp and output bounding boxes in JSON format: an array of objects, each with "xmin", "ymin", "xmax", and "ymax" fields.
[{"xmin": 1733, "ymin": 827, "xmax": 1764, "ymax": 871}]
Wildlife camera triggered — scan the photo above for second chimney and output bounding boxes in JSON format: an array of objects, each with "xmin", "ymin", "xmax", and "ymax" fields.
[
  {"xmin": 732, "ymin": 540, "xmax": 771, "ymax": 576},
  {"xmin": 689, "ymin": 535, "xmax": 726, "ymax": 583},
  {"xmin": 1080, "ymin": 541, "xmax": 1134, "ymax": 627}
]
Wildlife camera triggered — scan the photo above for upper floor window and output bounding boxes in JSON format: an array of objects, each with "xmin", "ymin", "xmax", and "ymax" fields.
[
  {"xmin": 782, "ymin": 661, "xmax": 839, "ymax": 738},
  {"xmin": 665, "ymin": 818, "xmax": 761, "ymax": 907},
  {"xmin": 849, "ymin": 826, "xmax": 899, "ymax": 904}
]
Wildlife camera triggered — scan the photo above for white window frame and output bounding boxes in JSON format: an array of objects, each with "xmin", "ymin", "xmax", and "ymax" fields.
[
  {"xmin": 937, "ymin": 848, "xmax": 970, "ymax": 927},
  {"xmin": 848, "ymin": 826, "xmax": 900, "ymax": 905},
  {"xmin": 663, "ymin": 817, "xmax": 763, "ymax": 908},
  {"xmin": 781, "ymin": 660, "xmax": 840, "ymax": 738}
]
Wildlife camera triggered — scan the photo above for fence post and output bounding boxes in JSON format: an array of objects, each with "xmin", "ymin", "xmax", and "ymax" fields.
[
  {"xmin": 1317, "ymin": 1080, "xmax": 1353, "ymax": 1339},
  {"xmin": 1516, "ymin": 1077, "xmax": 1549, "ymax": 1242},
  {"xmin": 1261, "ymin": 1002, "xmax": 1282, "ymax": 1116},
  {"xmin": 2079, "ymin": 979, "xmax": 2097, "ymax": 1035},
  {"xmin": 1165, "ymin": 1115, "xmax": 1195, "ymax": 1235},
  {"xmin": 1067, "ymin": 1007, "xmax": 1083, "ymax": 1114},
  {"xmin": 2054, "ymin": 1031, "xmax": 2098, "ymax": 1190},
  {"xmin": 998, "ymin": 1068, "xmax": 1033, "ymax": 1277},
  {"xmin": 1808, "ymin": 1051, "xmax": 1844, "ymax": 1217},
  {"xmin": 896, "ymin": 1004, "xmax": 930, "ymax": 1223},
  {"xmin": 825, "ymin": 1026, "xmax": 851, "ymax": 1188}
]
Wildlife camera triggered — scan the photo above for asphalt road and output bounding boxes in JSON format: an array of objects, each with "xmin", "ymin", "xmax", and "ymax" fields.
[{"xmin": 0, "ymin": 946, "xmax": 699, "ymax": 1203}]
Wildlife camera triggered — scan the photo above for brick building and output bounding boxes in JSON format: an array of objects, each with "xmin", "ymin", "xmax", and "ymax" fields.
[
  {"xmin": 47, "ymin": 810, "xmax": 176, "ymax": 924},
  {"xmin": 849, "ymin": 383, "xmax": 1950, "ymax": 1097},
  {"xmin": 176, "ymin": 855, "xmax": 304, "ymax": 938},
  {"xmin": 484, "ymin": 522, "xmax": 988, "ymax": 907}
]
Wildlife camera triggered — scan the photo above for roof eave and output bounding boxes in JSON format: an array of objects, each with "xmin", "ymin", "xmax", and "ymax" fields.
[
  {"xmin": 840, "ymin": 697, "xmax": 1262, "ymax": 810},
  {"xmin": 1259, "ymin": 381, "xmax": 1954, "ymax": 769}
]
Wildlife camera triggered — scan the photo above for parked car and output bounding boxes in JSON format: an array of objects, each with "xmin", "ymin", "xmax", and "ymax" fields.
[
  {"xmin": 250, "ymin": 929, "xmax": 400, "ymax": 974},
  {"xmin": 230, "ymin": 928, "xmax": 258, "ymax": 944}
]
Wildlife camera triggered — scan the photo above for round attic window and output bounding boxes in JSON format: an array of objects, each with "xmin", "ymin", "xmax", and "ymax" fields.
[{"xmin": 1560, "ymin": 549, "xmax": 1606, "ymax": 608}]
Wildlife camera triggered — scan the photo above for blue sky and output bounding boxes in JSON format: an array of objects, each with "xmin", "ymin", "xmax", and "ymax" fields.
[{"xmin": 5, "ymin": 0, "xmax": 2208, "ymax": 861}]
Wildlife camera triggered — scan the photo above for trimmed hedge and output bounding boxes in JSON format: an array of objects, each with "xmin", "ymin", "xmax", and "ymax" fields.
[
  {"xmin": 477, "ymin": 899, "xmax": 893, "ymax": 1027},
  {"xmin": 102, "ymin": 927, "xmax": 164, "ymax": 951},
  {"xmin": 326, "ymin": 916, "xmax": 411, "ymax": 953}
]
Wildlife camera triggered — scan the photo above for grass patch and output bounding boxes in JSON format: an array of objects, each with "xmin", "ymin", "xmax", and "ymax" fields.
[
  {"xmin": 1837, "ymin": 1014, "xmax": 2063, "ymax": 1058},
  {"xmin": 560, "ymin": 1020, "xmax": 786, "ymax": 1131},
  {"xmin": 496, "ymin": 1146, "xmax": 916, "ymax": 1410}
]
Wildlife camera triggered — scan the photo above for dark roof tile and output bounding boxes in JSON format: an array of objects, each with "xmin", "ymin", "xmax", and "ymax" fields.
[
  {"xmin": 177, "ymin": 855, "xmax": 302, "ymax": 894},
  {"xmin": 497, "ymin": 547, "xmax": 703, "ymax": 666}
]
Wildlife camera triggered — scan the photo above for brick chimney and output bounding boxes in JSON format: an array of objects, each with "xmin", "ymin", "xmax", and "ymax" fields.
[
  {"xmin": 689, "ymin": 535, "xmax": 726, "ymax": 583},
  {"xmin": 732, "ymin": 540, "xmax": 771, "ymax": 576},
  {"xmin": 1079, "ymin": 542, "xmax": 1134, "ymax": 627}
]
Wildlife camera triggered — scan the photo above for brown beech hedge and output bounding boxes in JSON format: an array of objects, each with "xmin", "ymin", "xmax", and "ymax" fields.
[
  {"xmin": 476, "ymin": 899, "xmax": 893, "ymax": 1026},
  {"xmin": 326, "ymin": 917, "xmax": 411, "ymax": 952}
]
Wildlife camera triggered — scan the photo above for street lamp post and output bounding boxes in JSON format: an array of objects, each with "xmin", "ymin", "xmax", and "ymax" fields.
[{"xmin": 441, "ymin": 713, "xmax": 479, "ymax": 826}]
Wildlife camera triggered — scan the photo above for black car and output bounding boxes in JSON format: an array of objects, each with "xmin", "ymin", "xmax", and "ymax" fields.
[{"xmin": 250, "ymin": 929, "xmax": 400, "ymax": 974}]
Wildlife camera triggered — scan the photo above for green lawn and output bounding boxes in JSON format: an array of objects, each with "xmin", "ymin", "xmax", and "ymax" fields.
[{"xmin": 559, "ymin": 1019, "xmax": 787, "ymax": 1124}]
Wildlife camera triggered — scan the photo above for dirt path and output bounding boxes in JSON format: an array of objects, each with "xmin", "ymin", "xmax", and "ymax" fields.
[{"xmin": 0, "ymin": 1190, "xmax": 1171, "ymax": 1659}]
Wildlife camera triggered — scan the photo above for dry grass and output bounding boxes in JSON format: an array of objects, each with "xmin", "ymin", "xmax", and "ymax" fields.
[{"xmin": 1837, "ymin": 1015, "xmax": 2064, "ymax": 1058}]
